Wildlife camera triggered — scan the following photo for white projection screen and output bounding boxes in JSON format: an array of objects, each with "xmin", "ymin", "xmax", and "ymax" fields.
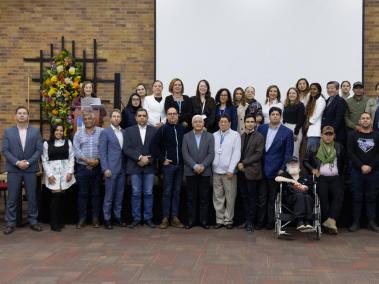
[{"xmin": 156, "ymin": 0, "xmax": 363, "ymax": 102}]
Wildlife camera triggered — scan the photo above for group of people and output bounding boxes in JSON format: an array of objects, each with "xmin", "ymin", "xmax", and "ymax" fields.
[{"xmin": 2, "ymin": 77, "xmax": 379, "ymax": 237}]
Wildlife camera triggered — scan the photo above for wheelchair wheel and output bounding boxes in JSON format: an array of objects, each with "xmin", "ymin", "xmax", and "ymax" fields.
[
  {"xmin": 275, "ymin": 220, "xmax": 281, "ymax": 239},
  {"xmin": 315, "ymin": 225, "xmax": 321, "ymax": 240}
]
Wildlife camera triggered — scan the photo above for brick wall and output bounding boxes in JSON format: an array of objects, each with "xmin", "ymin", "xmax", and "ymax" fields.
[{"xmin": 0, "ymin": 0, "xmax": 378, "ymax": 171}]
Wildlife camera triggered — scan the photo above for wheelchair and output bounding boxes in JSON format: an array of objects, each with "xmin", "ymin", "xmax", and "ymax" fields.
[{"xmin": 274, "ymin": 178, "xmax": 322, "ymax": 240}]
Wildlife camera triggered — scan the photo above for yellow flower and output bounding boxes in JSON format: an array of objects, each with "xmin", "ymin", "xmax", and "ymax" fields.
[
  {"xmin": 48, "ymin": 87, "xmax": 57, "ymax": 97},
  {"xmin": 45, "ymin": 78, "xmax": 51, "ymax": 86},
  {"xmin": 51, "ymin": 76, "xmax": 58, "ymax": 83},
  {"xmin": 74, "ymin": 76, "xmax": 81, "ymax": 82},
  {"xmin": 69, "ymin": 67, "xmax": 75, "ymax": 75}
]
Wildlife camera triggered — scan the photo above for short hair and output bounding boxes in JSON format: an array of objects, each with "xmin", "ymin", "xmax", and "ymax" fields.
[
  {"xmin": 341, "ymin": 80, "xmax": 351, "ymax": 87},
  {"xmin": 82, "ymin": 110, "xmax": 95, "ymax": 119},
  {"xmin": 135, "ymin": 108, "xmax": 148, "ymax": 116},
  {"xmin": 360, "ymin": 112, "xmax": 372, "ymax": 118},
  {"xmin": 192, "ymin": 114, "xmax": 204, "ymax": 123},
  {"xmin": 219, "ymin": 113, "xmax": 231, "ymax": 123},
  {"xmin": 109, "ymin": 109, "xmax": 121, "ymax": 117},
  {"xmin": 244, "ymin": 113, "xmax": 256, "ymax": 122},
  {"xmin": 15, "ymin": 106, "xmax": 29, "ymax": 114},
  {"xmin": 168, "ymin": 78, "xmax": 184, "ymax": 94},
  {"xmin": 327, "ymin": 81, "xmax": 340, "ymax": 90},
  {"xmin": 166, "ymin": 106, "xmax": 178, "ymax": 114},
  {"xmin": 269, "ymin": 106, "xmax": 282, "ymax": 116}
]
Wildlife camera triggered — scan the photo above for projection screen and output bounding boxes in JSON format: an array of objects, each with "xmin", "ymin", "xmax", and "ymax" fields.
[{"xmin": 156, "ymin": 0, "xmax": 363, "ymax": 102}]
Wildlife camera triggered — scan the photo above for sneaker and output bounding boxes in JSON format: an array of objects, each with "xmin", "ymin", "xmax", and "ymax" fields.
[
  {"xmin": 171, "ymin": 216, "xmax": 184, "ymax": 228},
  {"xmin": 304, "ymin": 222, "xmax": 313, "ymax": 230},
  {"xmin": 323, "ymin": 218, "xmax": 338, "ymax": 234},
  {"xmin": 367, "ymin": 220, "xmax": 379, "ymax": 233},
  {"xmin": 159, "ymin": 217, "xmax": 169, "ymax": 229},
  {"xmin": 296, "ymin": 221, "xmax": 305, "ymax": 231}
]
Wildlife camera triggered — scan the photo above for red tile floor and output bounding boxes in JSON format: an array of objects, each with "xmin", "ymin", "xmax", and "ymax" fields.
[{"xmin": 0, "ymin": 196, "xmax": 378, "ymax": 283}]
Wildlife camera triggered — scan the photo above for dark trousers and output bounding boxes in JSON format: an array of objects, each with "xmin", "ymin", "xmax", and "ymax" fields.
[
  {"xmin": 50, "ymin": 192, "xmax": 63, "ymax": 228},
  {"xmin": 286, "ymin": 192, "xmax": 313, "ymax": 221},
  {"xmin": 5, "ymin": 172, "xmax": 38, "ymax": 226},
  {"xmin": 186, "ymin": 175, "xmax": 210, "ymax": 225},
  {"xmin": 350, "ymin": 168, "xmax": 379, "ymax": 222},
  {"xmin": 162, "ymin": 164, "xmax": 182, "ymax": 218},
  {"xmin": 240, "ymin": 175, "xmax": 259, "ymax": 225},
  {"xmin": 76, "ymin": 164, "xmax": 101, "ymax": 221},
  {"xmin": 257, "ymin": 179, "xmax": 278, "ymax": 227},
  {"xmin": 317, "ymin": 175, "xmax": 344, "ymax": 222}
]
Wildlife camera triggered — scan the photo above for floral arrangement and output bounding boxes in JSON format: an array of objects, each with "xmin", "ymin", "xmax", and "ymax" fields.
[{"xmin": 41, "ymin": 49, "xmax": 82, "ymax": 134}]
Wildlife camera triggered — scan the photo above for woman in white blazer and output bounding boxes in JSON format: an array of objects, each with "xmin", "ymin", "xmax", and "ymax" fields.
[
  {"xmin": 143, "ymin": 80, "xmax": 166, "ymax": 128},
  {"xmin": 262, "ymin": 85, "xmax": 284, "ymax": 123},
  {"xmin": 304, "ymin": 82, "xmax": 326, "ymax": 148}
]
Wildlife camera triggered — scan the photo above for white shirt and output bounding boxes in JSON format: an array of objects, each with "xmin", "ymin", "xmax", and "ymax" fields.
[
  {"xmin": 144, "ymin": 95, "xmax": 166, "ymax": 126},
  {"xmin": 262, "ymin": 100, "xmax": 284, "ymax": 123},
  {"xmin": 138, "ymin": 124, "xmax": 147, "ymax": 145},
  {"xmin": 17, "ymin": 125, "xmax": 28, "ymax": 151},
  {"xmin": 111, "ymin": 124, "xmax": 123, "ymax": 148},
  {"xmin": 319, "ymin": 158, "xmax": 339, "ymax": 176},
  {"xmin": 212, "ymin": 129, "xmax": 241, "ymax": 174}
]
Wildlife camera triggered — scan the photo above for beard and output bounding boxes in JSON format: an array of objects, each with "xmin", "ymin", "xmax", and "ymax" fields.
[{"xmin": 287, "ymin": 165, "xmax": 300, "ymax": 176}]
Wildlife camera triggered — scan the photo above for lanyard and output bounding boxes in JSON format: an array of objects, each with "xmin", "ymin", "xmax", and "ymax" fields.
[
  {"xmin": 176, "ymin": 101, "xmax": 182, "ymax": 115},
  {"xmin": 201, "ymin": 100, "xmax": 206, "ymax": 114}
]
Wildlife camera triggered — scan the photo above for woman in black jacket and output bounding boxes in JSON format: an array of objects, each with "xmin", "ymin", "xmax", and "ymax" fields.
[{"xmin": 120, "ymin": 93, "xmax": 141, "ymax": 129}]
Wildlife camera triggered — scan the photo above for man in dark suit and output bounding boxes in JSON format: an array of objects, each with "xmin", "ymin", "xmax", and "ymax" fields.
[
  {"xmin": 99, "ymin": 109, "xmax": 126, "ymax": 229},
  {"xmin": 257, "ymin": 107, "xmax": 294, "ymax": 229},
  {"xmin": 123, "ymin": 108, "xmax": 157, "ymax": 228},
  {"xmin": 1, "ymin": 106, "xmax": 43, "ymax": 235},
  {"xmin": 182, "ymin": 115, "xmax": 215, "ymax": 229},
  {"xmin": 237, "ymin": 114, "xmax": 264, "ymax": 232},
  {"xmin": 322, "ymin": 81, "xmax": 347, "ymax": 145}
]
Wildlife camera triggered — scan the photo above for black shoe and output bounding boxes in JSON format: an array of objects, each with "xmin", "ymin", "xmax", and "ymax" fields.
[
  {"xmin": 3, "ymin": 226, "xmax": 15, "ymax": 235},
  {"xmin": 114, "ymin": 219, "xmax": 127, "ymax": 227},
  {"xmin": 367, "ymin": 220, "xmax": 379, "ymax": 232},
  {"xmin": 76, "ymin": 219, "xmax": 86, "ymax": 229},
  {"xmin": 145, "ymin": 220, "xmax": 155, "ymax": 228},
  {"xmin": 104, "ymin": 221, "xmax": 113, "ymax": 230},
  {"xmin": 213, "ymin": 223, "xmax": 223, "ymax": 229},
  {"xmin": 92, "ymin": 218, "xmax": 100, "ymax": 228},
  {"xmin": 238, "ymin": 222, "xmax": 247, "ymax": 229},
  {"xmin": 30, "ymin": 224, "xmax": 42, "ymax": 232},
  {"xmin": 50, "ymin": 225, "xmax": 61, "ymax": 232},
  {"xmin": 185, "ymin": 224, "xmax": 193, "ymax": 229},
  {"xmin": 348, "ymin": 222, "xmax": 360, "ymax": 232},
  {"xmin": 128, "ymin": 220, "xmax": 140, "ymax": 229},
  {"xmin": 246, "ymin": 224, "xmax": 254, "ymax": 232},
  {"xmin": 200, "ymin": 223, "xmax": 210, "ymax": 229},
  {"xmin": 225, "ymin": 224, "xmax": 233, "ymax": 230}
]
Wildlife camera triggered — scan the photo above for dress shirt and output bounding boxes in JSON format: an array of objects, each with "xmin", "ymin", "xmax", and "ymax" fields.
[
  {"xmin": 111, "ymin": 124, "xmax": 123, "ymax": 148},
  {"xmin": 138, "ymin": 124, "xmax": 147, "ymax": 145},
  {"xmin": 73, "ymin": 126, "xmax": 103, "ymax": 165},
  {"xmin": 17, "ymin": 125, "xmax": 28, "ymax": 151},
  {"xmin": 194, "ymin": 131, "xmax": 202, "ymax": 149},
  {"xmin": 265, "ymin": 124, "xmax": 280, "ymax": 151}
]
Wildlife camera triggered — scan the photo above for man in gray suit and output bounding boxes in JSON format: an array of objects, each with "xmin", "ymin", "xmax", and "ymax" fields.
[
  {"xmin": 182, "ymin": 115, "xmax": 215, "ymax": 229},
  {"xmin": 99, "ymin": 109, "xmax": 126, "ymax": 229},
  {"xmin": 2, "ymin": 106, "xmax": 43, "ymax": 235}
]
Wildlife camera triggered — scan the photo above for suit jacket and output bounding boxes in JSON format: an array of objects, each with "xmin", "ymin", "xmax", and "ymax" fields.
[
  {"xmin": 240, "ymin": 131, "xmax": 264, "ymax": 180},
  {"xmin": 182, "ymin": 131, "xmax": 215, "ymax": 176},
  {"xmin": 258, "ymin": 124, "xmax": 294, "ymax": 179},
  {"xmin": 322, "ymin": 95, "xmax": 347, "ymax": 144},
  {"xmin": 123, "ymin": 124, "xmax": 157, "ymax": 175},
  {"xmin": 1, "ymin": 125, "xmax": 42, "ymax": 173},
  {"xmin": 99, "ymin": 126, "xmax": 126, "ymax": 175}
]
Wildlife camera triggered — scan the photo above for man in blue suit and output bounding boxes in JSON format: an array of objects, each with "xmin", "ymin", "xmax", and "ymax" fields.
[
  {"xmin": 99, "ymin": 109, "xmax": 126, "ymax": 229},
  {"xmin": 123, "ymin": 108, "xmax": 157, "ymax": 228},
  {"xmin": 257, "ymin": 107, "xmax": 294, "ymax": 229},
  {"xmin": 2, "ymin": 106, "xmax": 43, "ymax": 235}
]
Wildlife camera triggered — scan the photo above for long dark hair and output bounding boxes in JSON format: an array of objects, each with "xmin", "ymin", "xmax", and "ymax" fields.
[
  {"xmin": 265, "ymin": 85, "xmax": 281, "ymax": 104},
  {"xmin": 195, "ymin": 79, "xmax": 214, "ymax": 107},
  {"xmin": 80, "ymin": 81, "xmax": 97, "ymax": 98},
  {"xmin": 126, "ymin": 93, "xmax": 142, "ymax": 109},
  {"xmin": 215, "ymin": 88, "xmax": 233, "ymax": 107},
  {"xmin": 305, "ymin": 83, "xmax": 323, "ymax": 119},
  {"xmin": 48, "ymin": 125, "xmax": 68, "ymax": 146}
]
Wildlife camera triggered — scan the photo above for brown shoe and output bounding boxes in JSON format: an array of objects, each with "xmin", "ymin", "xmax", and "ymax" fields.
[
  {"xmin": 171, "ymin": 216, "xmax": 184, "ymax": 228},
  {"xmin": 159, "ymin": 217, "xmax": 169, "ymax": 229},
  {"xmin": 92, "ymin": 218, "xmax": 100, "ymax": 228}
]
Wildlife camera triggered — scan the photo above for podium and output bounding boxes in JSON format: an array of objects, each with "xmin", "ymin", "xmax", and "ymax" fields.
[{"xmin": 72, "ymin": 105, "xmax": 106, "ymax": 133}]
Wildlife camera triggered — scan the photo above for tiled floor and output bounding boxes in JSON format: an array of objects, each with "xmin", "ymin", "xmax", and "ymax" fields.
[{"xmin": 0, "ymin": 222, "xmax": 379, "ymax": 283}]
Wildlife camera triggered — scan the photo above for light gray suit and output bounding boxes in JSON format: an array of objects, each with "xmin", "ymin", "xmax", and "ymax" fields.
[
  {"xmin": 182, "ymin": 130, "xmax": 215, "ymax": 225},
  {"xmin": 1, "ymin": 125, "xmax": 42, "ymax": 226}
]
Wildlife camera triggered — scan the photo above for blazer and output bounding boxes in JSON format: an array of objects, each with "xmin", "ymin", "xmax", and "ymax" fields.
[
  {"xmin": 120, "ymin": 106, "xmax": 138, "ymax": 129},
  {"xmin": 182, "ymin": 131, "xmax": 215, "ymax": 176},
  {"xmin": 123, "ymin": 124, "xmax": 157, "ymax": 175},
  {"xmin": 306, "ymin": 96, "xmax": 326, "ymax": 137},
  {"xmin": 240, "ymin": 131, "xmax": 264, "ymax": 180},
  {"xmin": 190, "ymin": 96, "xmax": 216, "ymax": 132},
  {"xmin": 99, "ymin": 126, "xmax": 126, "ymax": 175},
  {"xmin": 164, "ymin": 95, "xmax": 193, "ymax": 128},
  {"xmin": 321, "ymin": 95, "xmax": 347, "ymax": 144},
  {"xmin": 258, "ymin": 124, "xmax": 294, "ymax": 179},
  {"xmin": 214, "ymin": 105, "xmax": 238, "ymax": 131},
  {"xmin": 2, "ymin": 125, "xmax": 42, "ymax": 173}
]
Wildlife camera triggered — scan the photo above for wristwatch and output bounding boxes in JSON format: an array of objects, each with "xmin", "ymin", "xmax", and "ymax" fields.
[{"xmin": 26, "ymin": 161, "xmax": 30, "ymax": 166}]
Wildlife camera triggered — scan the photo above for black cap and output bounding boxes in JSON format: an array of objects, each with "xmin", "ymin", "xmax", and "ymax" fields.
[
  {"xmin": 286, "ymin": 156, "xmax": 299, "ymax": 164},
  {"xmin": 353, "ymin": 81, "xmax": 363, "ymax": 88}
]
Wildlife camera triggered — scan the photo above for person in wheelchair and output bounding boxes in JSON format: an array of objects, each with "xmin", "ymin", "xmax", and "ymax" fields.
[{"xmin": 275, "ymin": 156, "xmax": 314, "ymax": 231}]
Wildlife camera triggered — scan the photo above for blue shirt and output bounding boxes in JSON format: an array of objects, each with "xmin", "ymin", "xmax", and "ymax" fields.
[
  {"xmin": 265, "ymin": 124, "xmax": 280, "ymax": 151},
  {"xmin": 194, "ymin": 131, "xmax": 202, "ymax": 149},
  {"xmin": 73, "ymin": 126, "xmax": 103, "ymax": 165}
]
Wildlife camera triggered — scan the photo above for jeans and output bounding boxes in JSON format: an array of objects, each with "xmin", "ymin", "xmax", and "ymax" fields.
[
  {"xmin": 162, "ymin": 164, "xmax": 182, "ymax": 218},
  {"xmin": 5, "ymin": 172, "xmax": 38, "ymax": 226},
  {"xmin": 76, "ymin": 164, "xmax": 101, "ymax": 221},
  {"xmin": 350, "ymin": 168, "xmax": 379, "ymax": 221},
  {"xmin": 130, "ymin": 173, "xmax": 154, "ymax": 221},
  {"xmin": 103, "ymin": 172, "xmax": 126, "ymax": 221},
  {"xmin": 307, "ymin": 137, "xmax": 320, "ymax": 149}
]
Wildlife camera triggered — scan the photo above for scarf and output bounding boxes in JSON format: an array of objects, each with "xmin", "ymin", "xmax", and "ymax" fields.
[{"xmin": 316, "ymin": 140, "xmax": 336, "ymax": 164}]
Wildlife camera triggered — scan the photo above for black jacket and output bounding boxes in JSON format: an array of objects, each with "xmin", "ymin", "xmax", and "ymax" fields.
[
  {"xmin": 120, "ymin": 106, "xmax": 138, "ymax": 129},
  {"xmin": 190, "ymin": 96, "xmax": 216, "ymax": 132},
  {"xmin": 321, "ymin": 95, "xmax": 347, "ymax": 144},
  {"xmin": 303, "ymin": 141, "xmax": 344, "ymax": 174},
  {"xmin": 164, "ymin": 95, "xmax": 192, "ymax": 129}
]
